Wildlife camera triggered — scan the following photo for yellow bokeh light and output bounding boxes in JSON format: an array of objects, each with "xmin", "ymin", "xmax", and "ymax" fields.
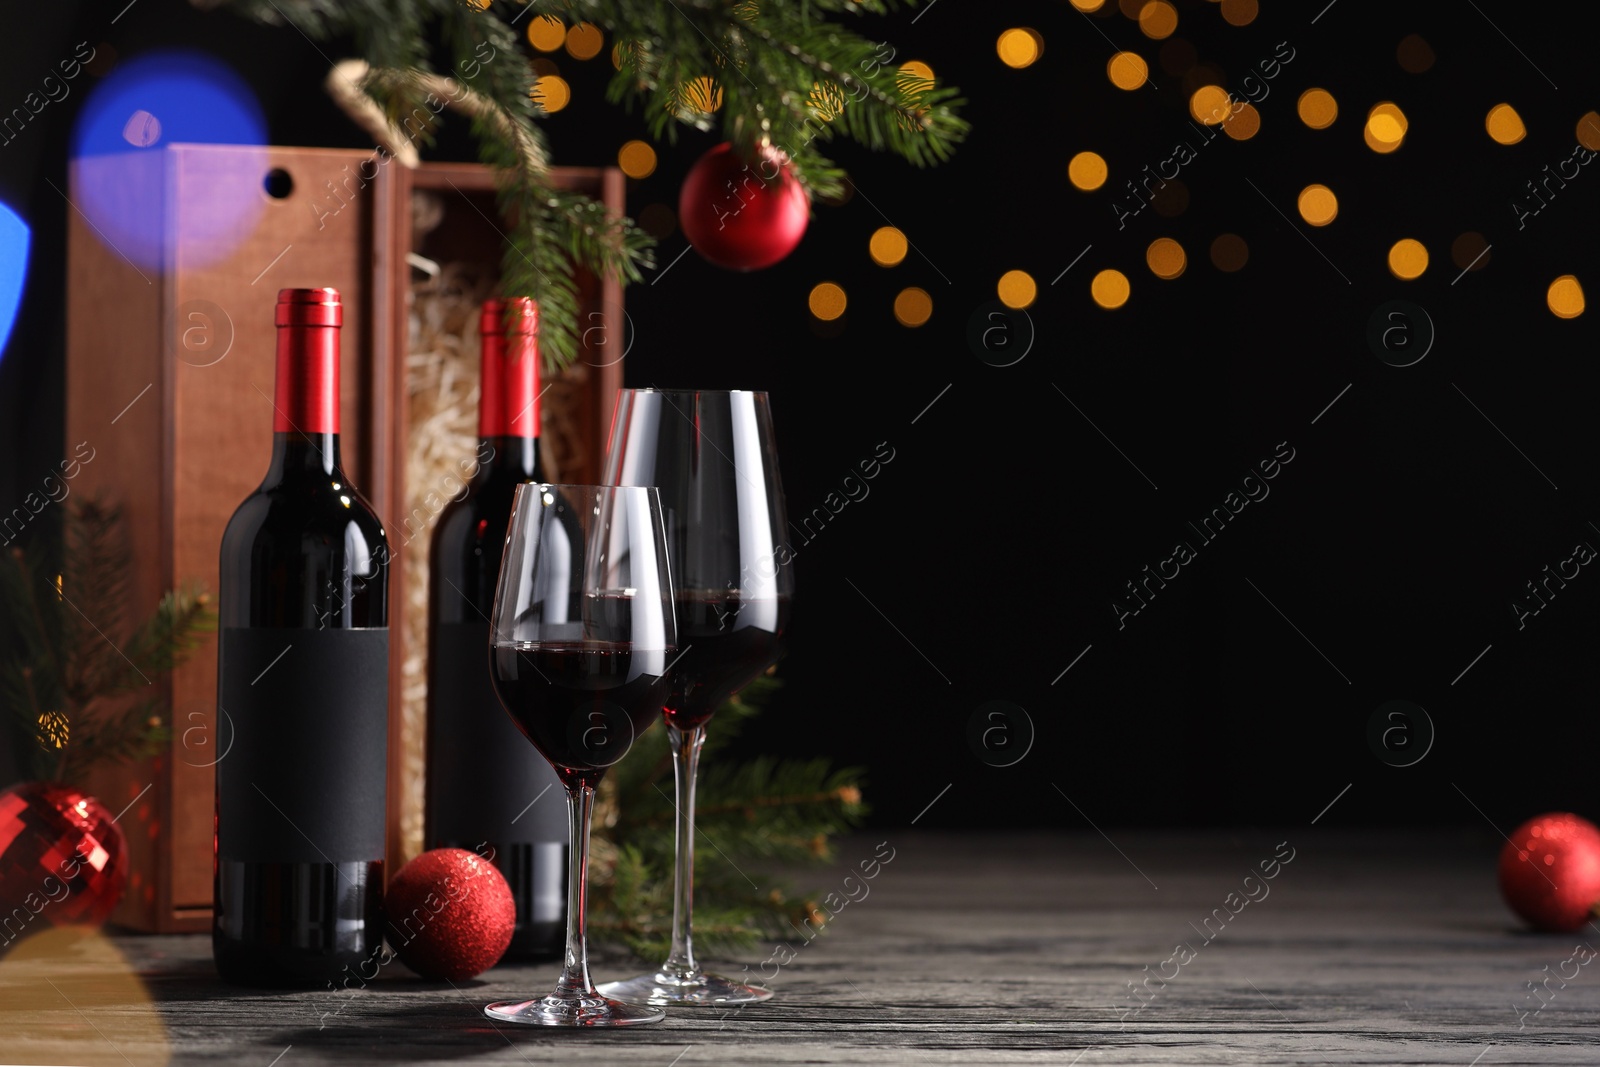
[
  {"xmin": 997, "ymin": 270, "xmax": 1037, "ymax": 309},
  {"xmin": 1297, "ymin": 88, "xmax": 1337, "ymax": 129},
  {"xmin": 1091, "ymin": 269, "xmax": 1131, "ymax": 309},
  {"xmin": 1486, "ymin": 103, "xmax": 1527, "ymax": 145},
  {"xmin": 1146, "ymin": 238, "xmax": 1186, "ymax": 279},
  {"xmin": 869, "ymin": 227, "xmax": 908, "ymax": 268},
  {"xmin": 894, "ymin": 287, "xmax": 933, "ymax": 327},
  {"xmin": 1223, "ymin": 102, "xmax": 1260, "ymax": 141},
  {"xmin": 809, "ymin": 282, "xmax": 847, "ymax": 321},
  {"xmin": 900, "ymin": 60, "xmax": 935, "ymax": 82},
  {"xmin": 1365, "ymin": 102, "xmax": 1408, "ymax": 153},
  {"xmin": 1220, "ymin": 0, "xmax": 1258, "ymax": 25},
  {"xmin": 997, "ymin": 28, "xmax": 1043, "ymax": 69},
  {"xmin": 1210, "ymin": 233, "xmax": 1248, "ymax": 272},
  {"xmin": 1297, "ymin": 184, "xmax": 1338, "ymax": 226},
  {"xmin": 617, "ymin": 140, "xmax": 657, "ymax": 179},
  {"xmin": 1070, "ymin": 0, "xmax": 1106, "ymax": 9},
  {"xmin": 527, "ymin": 15, "xmax": 566, "ymax": 52},
  {"xmin": 1549, "ymin": 275, "xmax": 1586, "ymax": 319},
  {"xmin": 1578, "ymin": 111, "xmax": 1600, "ymax": 152},
  {"xmin": 1107, "ymin": 51, "xmax": 1149, "ymax": 91},
  {"xmin": 565, "ymin": 22, "xmax": 604, "ymax": 60},
  {"xmin": 809, "ymin": 81, "xmax": 845, "ymax": 122},
  {"xmin": 681, "ymin": 76, "xmax": 723, "ymax": 113},
  {"xmin": 1387, "ymin": 239, "xmax": 1428, "ymax": 280},
  {"xmin": 1190, "ymin": 84, "xmax": 1233, "ymax": 125},
  {"xmin": 1138, "ymin": 1, "xmax": 1178, "ymax": 40},
  {"xmin": 1068, "ymin": 151, "xmax": 1109, "ymax": 192},
  {"xmin": 532, "ymin": 75, "xmax": 571, "ymax": 113}
]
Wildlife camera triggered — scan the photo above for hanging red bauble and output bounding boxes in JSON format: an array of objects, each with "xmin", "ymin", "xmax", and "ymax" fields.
[
  {"xmin": 0, "ymin": 782, "xmax": 129, "ymax": 953},
  {"xmin": 384, "ymin": 848, "xmax": 516, "ymax": 981},
  {"xmin": 1498, "ymin": 812, "xmax": 1600, "ymax": 932},
  {"xmin": 679, "ymin": 141, "xmax": 809, "ymax": 271}
]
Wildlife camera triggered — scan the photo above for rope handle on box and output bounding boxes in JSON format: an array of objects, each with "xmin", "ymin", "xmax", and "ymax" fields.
[{"xmin": 323, "ymin": 59, "xmax": 548, "ymax": 176}]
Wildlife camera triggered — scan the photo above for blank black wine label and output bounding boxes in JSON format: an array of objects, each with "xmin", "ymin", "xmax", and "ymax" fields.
[
  {"xmin": 217, "ymin": 627, "xmax": 388, "ymax": 863},
  {"xmin": 427, "ymin": 620, "xmax": 567, "ymax": 848}
]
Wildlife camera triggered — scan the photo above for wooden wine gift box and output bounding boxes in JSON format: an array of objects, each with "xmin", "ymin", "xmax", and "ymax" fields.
[{"xmin": 66, "ymin": 144, "xmax": 624, "ymax": 932}]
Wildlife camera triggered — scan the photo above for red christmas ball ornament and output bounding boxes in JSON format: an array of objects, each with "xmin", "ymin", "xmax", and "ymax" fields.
[
  {"xmin": 1498, "ymin": 812, "xmax": 1600, "ymax": 932},
  {"xmin": 679, "ymin": 141, "xmax": 809, "ymax": 271},
  {"xmin": 0, "ymin": 782, "xmax": 129, "ymax": 953},
  {"xmin": 385, "ymin": 848, "xmax": 515, "ymax": 980}
]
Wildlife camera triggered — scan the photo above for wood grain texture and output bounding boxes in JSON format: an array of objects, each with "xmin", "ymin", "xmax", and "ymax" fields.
[{"xmin": 3, "ymin": 829, "xmax": 1595, "ymax": 1065}]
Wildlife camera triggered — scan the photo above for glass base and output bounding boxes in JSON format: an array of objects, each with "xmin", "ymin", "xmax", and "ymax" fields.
[
  {"xmin": 484, "ymin": 992, "xmax": 665, "ymax": 1026},
  {"xmin": 597, "ymin": 970, "xmax": 774, "ymax": 1007}
]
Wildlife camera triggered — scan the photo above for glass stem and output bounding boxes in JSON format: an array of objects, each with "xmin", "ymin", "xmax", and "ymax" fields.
[
  {"xmin": 554, "ymin": 782, "xmax": 597, "ymax": 1000},
  {"xmin": 663, "ymin": 723, "xmax": 706, "ymax": 979}
]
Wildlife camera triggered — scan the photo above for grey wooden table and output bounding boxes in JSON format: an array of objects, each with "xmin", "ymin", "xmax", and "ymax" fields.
[{"xmin": 4, "ymin": 829, "xmax": 1595, "ymax": 1065}]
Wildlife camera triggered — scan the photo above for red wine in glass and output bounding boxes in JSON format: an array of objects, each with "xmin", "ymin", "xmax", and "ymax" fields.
[{"xmin": 662, "ymin": 592, "xmax": 792, "ymax": 731}]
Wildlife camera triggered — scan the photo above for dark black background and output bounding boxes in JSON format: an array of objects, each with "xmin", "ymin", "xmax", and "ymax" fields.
[{"xmin": 2, "ymin": 0, "xmax": 1597, "ymax": 830}]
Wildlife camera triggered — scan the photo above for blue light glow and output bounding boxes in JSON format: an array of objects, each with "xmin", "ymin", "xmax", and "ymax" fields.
[
  {"xmin": 71, "ymin": 51, "xmax": 267, "ymax": 271},
  {"xmin": 0, "ymin": 201, "xmax": 29, "ymax": 363}
]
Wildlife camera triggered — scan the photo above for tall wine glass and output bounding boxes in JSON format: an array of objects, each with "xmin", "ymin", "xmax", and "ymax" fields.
[
  {"xmin": 486, "ymin": 483, "xmax": 676, "ymax": 1026},
  {"xmin": 597, "ymin": 389, "xmax": 794, "ymax": 1006}
]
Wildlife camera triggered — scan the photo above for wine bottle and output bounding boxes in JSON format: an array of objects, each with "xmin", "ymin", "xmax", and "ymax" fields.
[
  {"xmin": 214, "ymin": 287, "xmax": 390, "ymax": 987},
  {"xmin": 426, "ymin": 297, "xmax": 566, "ymax": 959}
]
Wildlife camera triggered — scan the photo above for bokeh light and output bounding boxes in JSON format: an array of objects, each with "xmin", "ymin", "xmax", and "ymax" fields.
[
  {"xmin": 71, "ymin": 50, "xmax": 266, "ymax": 271},
  {"xmin": 869, "ymin": 226, "xmax": 908, "ymax": 267},
  {"xmin": 1297, "ymin": 88, "xmax": 1338, "ymax": 129},
  {"xmin": 1548, "ymin": 275, "xmax": 1585, "ymax": 319},
  {"xmin": 997, "ymin": 270, "xmax": 1037, "ymax": 309},
  {"xmin": 1364, "ymin": 102, "xmax": 1408, "ymax": 153},
  {"xmin": 1210, "ymin": 233, "xmax": 1248, "ymax": 272},
  {"xmin": 809, "ymin": 282, "xmax": 847, "ymax": 321},
  {"xmin": 533, "ymin": 75, "xmax": 571, "ymax": 113},
  {"xmin": 1107, "ymin": 51, "xmax": 1149, "ymax": 90},
  {"xmin": 1068, "ymin": 151, "xmax": 1109, "ymax": 191},
  {"xmin": 1223, "ymin": 102, "xmax": 1260, "ymax": 140},
  {"xmin": 1578, "ymin": 111, "xmax": 1600, "ymax": 152},
  {"xmin": 1297, "ymin": 184, "xmax": 1338, "ymax": 226},
  {"xmin": 617, "ymin": 140, "xmax": 657, "ymax": 179},
  {"xmin": 528, "ymin": 16, "xmax": 565, "ymax": 51},
  {"xmin": 1070, "ymin": 0, "xmax": 1107, "ymax": 10},
  {"xmin": 900, "ymin": 60, "xmax": 935, "ymax": 82},
  {"xmin": 1091, "ymin": 269, "xmax": 1131, "ymax": 309},
  {"xmin": 997, "ymin": 28, "xmax": 1044, "ymax": 69},
  {"xmin": 1139, "ymin": 1, "xmax": 1178, "ymax": 39},
  {"xmin": 1396, "ymin": 34, "xmax": 1435, "ymax": 73},
  {"xmin": 1190, "ymin": 84, "xmax": 1233, "ymax": 125},
  {"xmin": 894, "ymin": 287, "xmax": 933, "ymax": 326},
  {"xmin": 1451, "ymin": 232, "xmax": 1490, "ymax": 273},
  {"xmin": 565, "ymin": 22, "xmax": 604, "ymax": 60},
  {"xmin": 1387, "ymin": 239, "xmax": 1428, "ymax": 280},
  {"xmin": 1486, "ymin": 103, "xmax": 1526, "ymax": 145},
  {"xmin": 1219, "ymin": 0, "xmax": 1258, "ymax": 26},
  {"xmin": 1146, "ymin": 238, "xmax": 1186, "ymax": 279},
  {"xmin": 0, "ymin": 200, "xmax": 28, "ymax": 361}
]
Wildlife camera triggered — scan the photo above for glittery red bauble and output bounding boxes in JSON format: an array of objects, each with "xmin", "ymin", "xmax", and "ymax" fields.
[
  {"xmin": 679, "ymin": 142, "xmax": 809, "ymax": 271},
  {"xmin": 1498, "ymin": 812, "xmax": 1600, "ymax": 932},
  {"xmin": 0, "ymin": 782, "xmax": 128, "ymax": 953},
  {"xmin": 385, "ymin": 848, "xmax": 515, "ymax": 981}
]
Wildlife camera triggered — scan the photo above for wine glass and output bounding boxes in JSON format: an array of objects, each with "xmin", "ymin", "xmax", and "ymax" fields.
[
  {"xmin": 597, "ymin": 389, "xmax": 794, "ymax": 1007},
  {"xmin": 485, "ymin": 483, "xmax": 677, "ymax": 1026}
]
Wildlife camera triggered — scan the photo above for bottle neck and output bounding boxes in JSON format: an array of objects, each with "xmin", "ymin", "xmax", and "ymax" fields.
[
  {"xmin": 268, "ymin": 315, "xmax": 343, "ymax": 481},
  {"xmin": 480, "ymin": 326, "xmax": 540, "ymax": 439},
  {"xmin": 265, "ymin": 431, "xmax": 343, "ymax": 481},
  {"xmin": 477, "ymin": 435, "xmax": 541, "ymax": 483}
]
